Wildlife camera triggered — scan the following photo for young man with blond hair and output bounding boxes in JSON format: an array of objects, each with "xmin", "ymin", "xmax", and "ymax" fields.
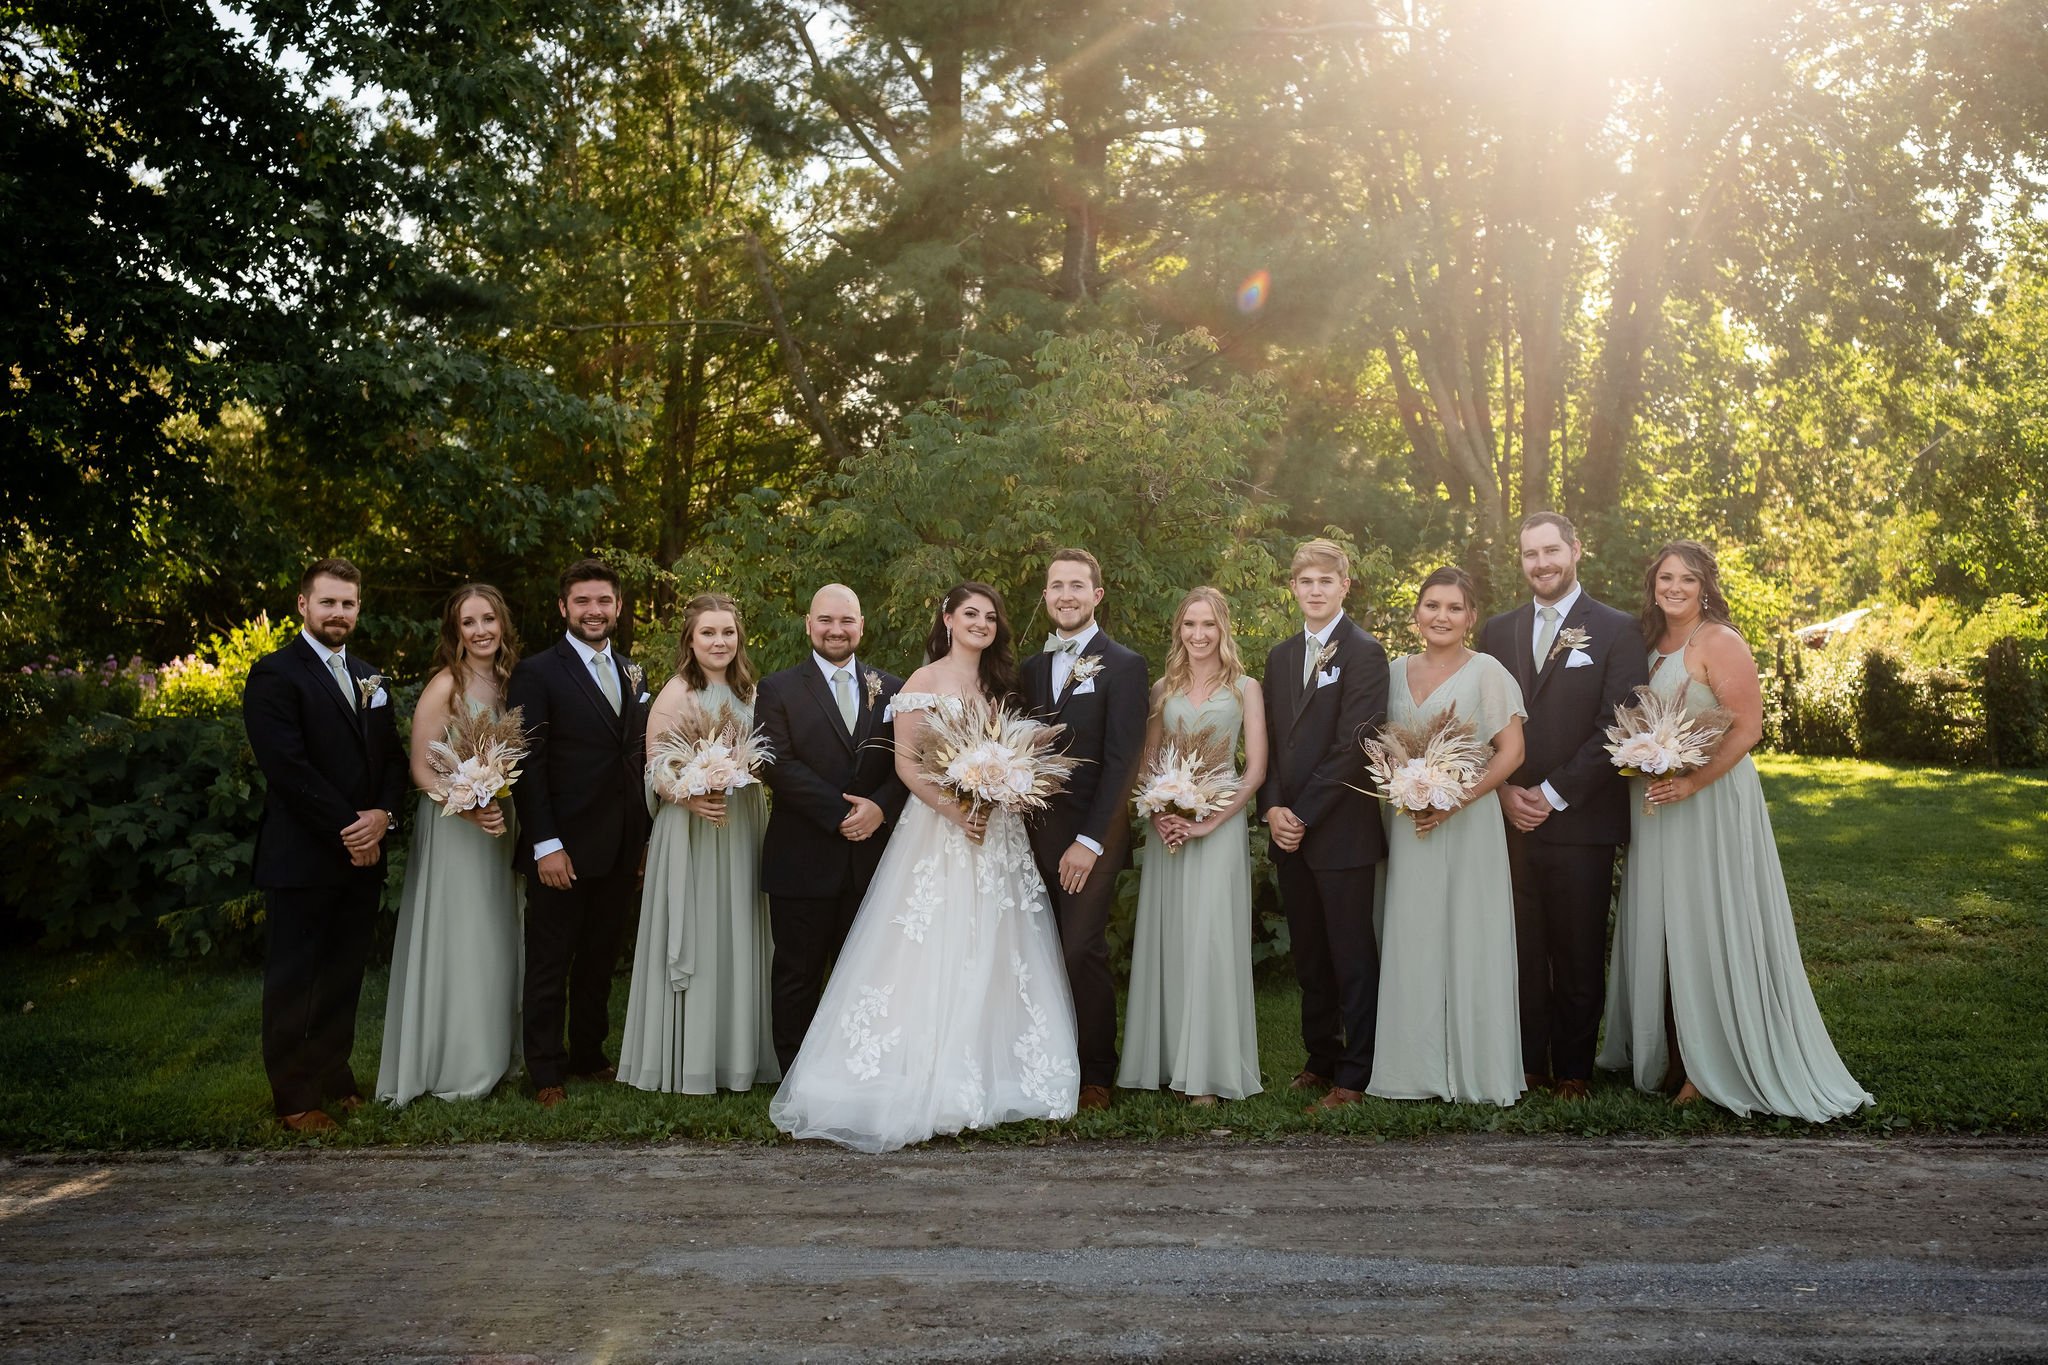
[{"xmin": 1258, "ymin": 538, "xmax": 1390, "ymax": 1110}]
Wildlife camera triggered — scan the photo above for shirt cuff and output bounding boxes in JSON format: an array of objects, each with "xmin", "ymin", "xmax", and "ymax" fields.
[
  {"xmin": 1539, "ymin": 782, "xmax": 1568, "ymax": 812},
  {"xmin": 1073, "ymin": 835, "xmax": 1104, "ymax": 856},
  {"xmin": 532, "ymin": 837, "xmax": 565, "ymax": 860}
]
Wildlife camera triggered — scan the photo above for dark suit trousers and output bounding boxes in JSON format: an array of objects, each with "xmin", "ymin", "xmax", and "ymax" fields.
[
  {"xmin": 1033, "ymin": 842, "xmax": 1122, "ymax": 1090},
  {"xmin": 1505, "ymin": 831, "xmax": 1617, "ymax": 1082},
  {"xmin": 522, "ymin": 852, "xmax": 639, "ymax": 1088},
  {"xmin": 262, "ymin": 881, "xmax": 379, "ymax": 1115},
  {"xmin": 769, "ymin": 886, "xmax": 865, "ymax": 1071},
  {"xmin": 1277, "ymin": 857, "xmax": 1381, "ymax": 1091}
]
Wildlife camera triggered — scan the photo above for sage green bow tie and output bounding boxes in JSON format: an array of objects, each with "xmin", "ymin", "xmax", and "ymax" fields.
[{"xmin": 1043, "ymin": 635, "xmax": 1081, "ymax": 655}]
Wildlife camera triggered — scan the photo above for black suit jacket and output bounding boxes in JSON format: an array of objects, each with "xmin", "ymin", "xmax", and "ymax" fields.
[
  {"xmin": 1021, "ymin": 629, "xmax": 1149, "ymax": 869},
  {"xmin": 757, "ymin": 658, "xmax": 909, "ymax": 900},
  {"xmin": 507, "ymin": 638, "xmax": 653, "ymax": 877},
  {"xmin": 1479, "ymin": 592, "xmax": 1648, "ymax": 847},
  {"xmin": 1257, "ymin": 615, "xmax": 1390, "ymax": 871},
  {"xmin": 243, "ymin": 636, "xmax": 408, "ymax": 890}
]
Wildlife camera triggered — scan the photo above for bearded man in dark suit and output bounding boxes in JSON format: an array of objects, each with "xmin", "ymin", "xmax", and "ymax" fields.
[
  {"xmin": 1480, "ymin": 511, "xmax": 1649, "ymax": 1099},
  {"xmin": 508, "ymin": 558, "xmax": 653, "ymax": 1107},
  {"xmin": 755, "ymin": 583, "xmax": 908, "ymax": 1070},
  {"xmin": 1020, "ymin": 549, "xmax": 1148, "ymax": 1111},
  {"xmin": 243, "ymin": 558, "xmax": 408, "ymax": 1133}
]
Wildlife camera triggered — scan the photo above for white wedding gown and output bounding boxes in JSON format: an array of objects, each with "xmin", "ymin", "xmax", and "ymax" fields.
[{"xmin": 769, "ymin": 693, "xmax": 1080, "ymax": 1152}]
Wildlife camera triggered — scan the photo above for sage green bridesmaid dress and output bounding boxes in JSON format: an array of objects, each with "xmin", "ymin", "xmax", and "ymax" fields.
[
  {"xmin": 619, "ymin": 682, "xmax": 780, "ymax": 1094},
  {"xmin": 1367, "ymin": 652, "xmax": 1526, "ymax": 1106},
  {"xmin": 377, "ymin": 697, "xmax": 523, "ymax": 1105},
  {"xmin": 1117, "ymin": 687, "xmax": 1262, "ymax": 1101},
  {"xmin": 1596, "ymin": 643, "xmax": 1873, "ymax": 1120}
]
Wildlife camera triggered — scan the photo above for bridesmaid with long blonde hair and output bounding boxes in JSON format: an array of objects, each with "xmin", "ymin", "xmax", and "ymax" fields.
[
  {"xmin": 1117, "ymin": 586, "xmax": 1268, "ymax": 1106},
  {"xmin": 618, "ymin": 592, "xmax": 779, "ymax": 1094}
]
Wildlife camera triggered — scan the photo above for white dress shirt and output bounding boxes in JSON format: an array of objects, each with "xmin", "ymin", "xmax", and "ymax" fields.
[
  {"xmin": 533, "ymin": 633, "xmax": 619, "ymax": 862},
  {"xmin": 301, "ymin": 627, "xmax": 347, "ymax": 674},
  {"xmin": 1529, "ymin": 584, "xmax": 1582, "ymax": 812},
  {"xmin": 1300, "ymin": 612, "xmax": 1346, "ymax": 685},
  {"xmin": 813, "ymin": 650, "xmax": 860, "ymax": 690},
  {"xmin": 1049, "ymin": 621, "xmax": 1103, "ymax": 856}
]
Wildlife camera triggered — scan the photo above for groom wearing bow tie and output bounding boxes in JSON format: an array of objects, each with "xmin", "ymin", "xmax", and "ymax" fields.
[
  {"xmin": 508, "ymin": 559, "xmax": 653, "ymax": 1107},
  {"xmin": 242, "ymin": 558, "xmax": 407, "ymax": 1132},
  {"xmin": 1022, "ymin": 549, "xmax": 1148, "ymax": 1110}
]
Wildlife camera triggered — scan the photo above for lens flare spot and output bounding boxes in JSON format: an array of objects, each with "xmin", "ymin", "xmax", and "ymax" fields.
[{"xmin": 1236, "ymin": 270, "xmax": 1269, "ymax": 314}]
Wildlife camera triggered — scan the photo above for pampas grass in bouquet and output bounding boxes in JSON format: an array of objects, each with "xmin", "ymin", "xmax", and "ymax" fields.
[
  {"xmin": 1132, "ymin": 724, "xmax": 1240, "ymax": 851},
  {"xmin": 1359, "ymin": 708, "xmax": 1488, "ymax": 838},
  {"xmin": 916, "ymin": 694, "xmax": 1080, "ymax": 817},
  {"xmin": 648, "ymin": 703, "xmax": 774, "ymax": 803},
  {"xmin": 426, "ymin": 706, "xmax": 531, "ymax": 821},
  {"xmin": 1604, "ymin": 684, "xmax": 1733, "ymax": 814}
]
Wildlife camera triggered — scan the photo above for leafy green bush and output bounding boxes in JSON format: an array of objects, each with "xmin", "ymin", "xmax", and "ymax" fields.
[
  {"xmin": 1856, "ymin": 647, "xmax": 1987, "ymax": 765},
  {"xmin": 1779, "ymin": 643, "xmax": 1863, "ymax": 757},
  {"xmin": 1, "ymin": 714, "xmax": 266, "ymax": 956},
  {"xmin": 1983, "ymin": 635, "xmax": 2046, "ymax": 768},
  {"xmin": 142, "ymin": 614, "xmax": 295, "ymax": 719},
  {"xmin": 0, "ymin": 655, "xmax": 150, "ymax": 740}
]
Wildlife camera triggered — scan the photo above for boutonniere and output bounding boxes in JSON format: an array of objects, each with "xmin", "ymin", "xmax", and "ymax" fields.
[
  {"xmin": 1548, "ymin": 626, "xmax": 1592, "ymax": 664},
  {"xmin": 356, "ymin": 673, "xmax": 385, "ymax": 709},
  {"xmin": 623, "ymin": 660, "xmax": 645, "ymax": 694},
  {"xmin": 1311, "ymin": 639, "xmax": 1339, "ymax": 676},
  {"xmin": 1064, "ymin": 654, "xmax": 1105, "ymax": 693},
  {"xmin": 863, "ymin": 668, "xmax": 883, "ymax": 709}
]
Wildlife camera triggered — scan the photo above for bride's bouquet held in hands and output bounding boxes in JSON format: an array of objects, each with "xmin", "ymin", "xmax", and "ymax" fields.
[
  {"xmin": 425, "ymin": 706, "xmax": 530, "ymax": 830},
  {"xmin": 648, "ymin": 703, "xmax": 774, "ymax": 810},
  {"xmin": 1359, "ymin": 709, "xmax": 1488, "ymax": 839},
  {"xmin": 1604, "ymin": 685, "xmax": 1734, "ymax": 814},
  {"xmin": 1132, "ymin": 725, "xmax": 1240, "ymax": 853},
  {"xmin": 915, "ymin": 695, "xmax": 1080, "ymax": 825}
]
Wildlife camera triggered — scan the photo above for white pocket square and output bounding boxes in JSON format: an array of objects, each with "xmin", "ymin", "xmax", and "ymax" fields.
[
  {"xmin": 1316, "ymin": 667, "xmax": 1340, "ymax": 688},
  {"xmin": 1565, "ymin": 649, "xmax": 1594, "ymax": 669},
  {"xmin": 881, "ymin": 703, "xmax": 895, "ymax": 723},
  {"xmin": 638, "ymin": 691, "xmax": 651, "ymax": 703},
  {"xmin": 368, "ymin": 689, "xmax": 389, "ymax": 709},
  {"xmin": 1072, "ymin": 678, "xmax": 1097, "ymax": 695}
]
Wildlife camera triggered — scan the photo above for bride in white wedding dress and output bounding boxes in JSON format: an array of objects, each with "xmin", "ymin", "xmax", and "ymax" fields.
[{"xmin": 770, "ymin": 583, "xmax": 1080, "ymax": 1152}]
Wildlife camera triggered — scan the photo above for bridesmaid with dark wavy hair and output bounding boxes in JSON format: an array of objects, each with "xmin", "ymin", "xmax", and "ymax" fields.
[
  {"xmin": 378, "ymin": 583, "xmax": 525, "ymax": 1106},
  {"xmin": 1597, "ymin": 541, "xmax": 1872, "ymax": 1120}
]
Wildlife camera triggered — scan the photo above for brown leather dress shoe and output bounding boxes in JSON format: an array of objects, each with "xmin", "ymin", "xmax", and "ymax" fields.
[
  {"xmin": 280, "ymin": 1109, "xmax": 339, "ymax": 1134},
  {"xmin": 1288, "ymin": 1069, "xmax": 1334, "ymax": 1092},
  {"xmin": 1553, "ymin": 1078, "xmax": 1592, "ymax": 1101},
  {"xmin": 1524, "ymin": 1072, "xmax": 1551, "ymax": 1093},
  {"xmin": 535, "ymin": 1085, "xmax": 568, "ymax": 1109},
  {"xmin": 336, "ymin": 1093, "xmax": 366, "ymax": 1114},
  {"xmin": 570, "ymin": 1065, "xmax": 618, "ymax": 1083},
  {"xmin": 1306, "ymin": 1086, "xmax": 1364, "ymax": 1114},
  {"xmin": 1076, "ymin": 1084, "xmax": 1113, "ymax": 1112}
]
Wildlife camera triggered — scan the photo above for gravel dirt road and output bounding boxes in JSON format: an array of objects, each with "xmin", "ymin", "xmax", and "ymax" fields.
[{"xmin": 2, "ymin": 1136, "xmax": 2043, "ymax": 1363}]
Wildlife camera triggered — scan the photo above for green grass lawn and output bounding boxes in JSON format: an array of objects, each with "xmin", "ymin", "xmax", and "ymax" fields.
[{"xmin": 1, "ymin": 754, "xmax": 2041, "ymax": 1151}]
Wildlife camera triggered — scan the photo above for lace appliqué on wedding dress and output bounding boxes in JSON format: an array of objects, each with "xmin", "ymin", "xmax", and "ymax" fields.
[
  {"xmin": 839, "ymin": 986, "xmax": 901, "ymax": 1082},
  {"xmin": 767, "ymin": 712, "xmax": 1082, "ymax": 1153}
]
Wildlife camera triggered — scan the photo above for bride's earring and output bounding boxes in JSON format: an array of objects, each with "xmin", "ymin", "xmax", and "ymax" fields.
[{"xmin": 945, "ymin": 625, "xmax": 954, "ymax": 646}]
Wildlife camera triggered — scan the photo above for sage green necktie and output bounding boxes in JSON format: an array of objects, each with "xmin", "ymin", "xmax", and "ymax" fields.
[
  {"xmin": 591, "ymin": 652, "xmax": 621, "ymax": 713},
  {"xmin": 328, "ymin": 654, "xmax": 355, "ymax": 710},
  {"xmin": 833, "ymin": 667, "xmax": 856, "ymax": 732},
  {"xmin": 1535, "ymin": 605, "xmax": 1561, "ymax": 668}
]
